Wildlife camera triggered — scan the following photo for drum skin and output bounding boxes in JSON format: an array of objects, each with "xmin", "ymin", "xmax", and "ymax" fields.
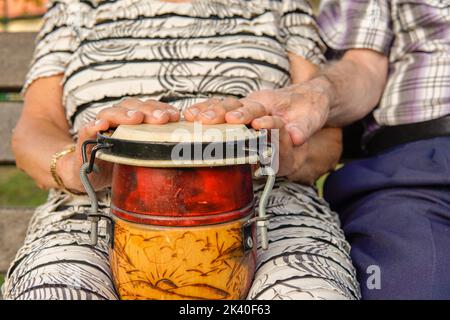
[
  {"xmin": 110, "ymin": 217, "xmax": 256, "ymax": 300},
  {"xmin": 109, "ymin": 164, "xmax": 256, "ymax": 299}
]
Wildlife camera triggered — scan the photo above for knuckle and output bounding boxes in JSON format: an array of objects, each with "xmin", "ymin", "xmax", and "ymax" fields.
[
  {"xmin": 96, "ymin": 108, "xmax": 109, "ymax": 119},
  {"xmin": 256, "ymin": 103, "xmax": 266, "ymax": 113},
  {"xmin": 120, "ymin": 98, "xmax": 144, "ymax": 109},
  {"xmin": 79, "ymin": 126, "xmax": 88, "ymax": 135},
  {"xmin": 142, "ymin": 98, "xmax": 161, "ymax": 106},
  {"xmin": 210, "ymin": 104, "xmax": 226, "ymax": 113}
]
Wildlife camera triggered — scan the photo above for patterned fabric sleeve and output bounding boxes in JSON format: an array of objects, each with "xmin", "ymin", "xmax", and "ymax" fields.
[
  {"xmin": 22, "ymin": 0, "xmax": 88, "ymax": 94},
  {"xmin": 317, "ymin": 0, "xmax": 393, "ymax": 55},
  {"xmin": 278, "ymin": 0, "xmax": 326, "ymax": 66}
]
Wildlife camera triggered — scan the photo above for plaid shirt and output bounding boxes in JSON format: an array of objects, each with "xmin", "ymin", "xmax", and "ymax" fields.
[{"xmin": 317, "ymin": 0, "xmax": 450, "ymax": 130}]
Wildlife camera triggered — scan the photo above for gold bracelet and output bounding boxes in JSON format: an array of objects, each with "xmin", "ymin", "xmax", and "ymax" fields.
[{"xmin": 50, "ymin": 144, "xmax": 84, "ymax": 195}]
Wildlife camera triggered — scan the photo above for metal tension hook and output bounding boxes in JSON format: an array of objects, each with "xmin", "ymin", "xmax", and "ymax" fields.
[
  {"xmin": 254, "ymin": 129, "xmax": 277, "ymax": 250},
  {"xmin": 79, "ymin": 140, "xmax": 111, "ymax": 246}
]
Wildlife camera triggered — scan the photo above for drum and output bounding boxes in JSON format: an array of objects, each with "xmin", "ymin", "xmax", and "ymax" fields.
[{"xmin": 80, "ymin": 121, "xmax": 275, "ymax": 300}]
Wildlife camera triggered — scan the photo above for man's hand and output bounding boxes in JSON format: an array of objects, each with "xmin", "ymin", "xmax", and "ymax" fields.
[
  {"xmin": 184, "ymin": 94, "xmax": 339, "ymax": 184},
  {"xmin": 185, "ymin": 81, "xmax": 332, "ymax": 147},
  {"xmin": 232, "ymin": 82, "xmax": 332, "ymax": 146}
]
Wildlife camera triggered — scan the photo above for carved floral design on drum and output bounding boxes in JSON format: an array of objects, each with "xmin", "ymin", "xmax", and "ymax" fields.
[{"xmin": 110, "ymin": 218, "xmax": 256, "ymax": 300}]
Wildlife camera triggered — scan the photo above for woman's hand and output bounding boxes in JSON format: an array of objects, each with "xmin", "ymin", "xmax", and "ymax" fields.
[{"xmin": 59, "ymin": 98, "xmax": 180, "ymax": 192}]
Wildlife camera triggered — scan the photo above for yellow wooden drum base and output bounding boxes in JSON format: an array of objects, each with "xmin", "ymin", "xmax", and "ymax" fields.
[{"xmin": 110, "ymin": 217, "xmax": 256, "ymax": 300}]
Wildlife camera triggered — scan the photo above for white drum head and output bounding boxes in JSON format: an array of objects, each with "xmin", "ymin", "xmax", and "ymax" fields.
[{"xmin": 96, "ymin": 121, "xmax": 264, "ymax": 167}]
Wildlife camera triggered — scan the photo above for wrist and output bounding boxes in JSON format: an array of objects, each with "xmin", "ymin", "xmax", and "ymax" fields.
[
  {"xmin": 287, "ymin": 76, "xmax": 333, "ymax": 117},
  {"xmin": 309, "ymin": 75, "xmax": 336, "ymax": 111},
  {"xmin": 55, "ymin": 151, "xmax": 85, "ymax": 193}
]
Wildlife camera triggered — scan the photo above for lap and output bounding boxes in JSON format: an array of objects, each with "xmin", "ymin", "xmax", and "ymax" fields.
[
  {"xmin": 341, "ymin": 187, "xmax": 450, "ymax": 299},
  {"xmin": 248, "ymin": 179, "xmax": 360, "ymax": 300},
  {"xmin": 2, "ymin": 190, "xmax": 118, "ymax": 300},
  {"xmin": 3, "ymin": 181, "xmax": 360, "ymax": 300},
  {"xmin": 325, "ymin": 139, "xmax": 450, "ymax": 299}
]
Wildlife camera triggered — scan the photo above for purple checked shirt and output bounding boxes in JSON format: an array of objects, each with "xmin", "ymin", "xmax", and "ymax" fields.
[{"xmin": 317, "ymin": 0, "xmax": 450, "ymax": 132}]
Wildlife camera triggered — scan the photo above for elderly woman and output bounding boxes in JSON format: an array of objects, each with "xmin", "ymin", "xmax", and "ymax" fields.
[{"xmin": 3, "ymin": 0, "xmax": 359, "ymax": 300}]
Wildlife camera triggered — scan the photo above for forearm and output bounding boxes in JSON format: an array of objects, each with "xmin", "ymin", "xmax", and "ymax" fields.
[
  {"xmin": 321, "ymin": 58, "xmax": 386, "ymax": 127},
  {"xmin": 12, "ymin": 116, "xmax": 73, "ymax": 190},
  {"xmin": 287, "ymin": 49, "xmax": 389, "ymax": 128}
]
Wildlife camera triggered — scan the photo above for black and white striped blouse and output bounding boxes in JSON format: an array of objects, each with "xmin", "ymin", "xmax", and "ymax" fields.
[{"xmin": 24, "ymin": 0, "xmax": 325, "ymax": 135}]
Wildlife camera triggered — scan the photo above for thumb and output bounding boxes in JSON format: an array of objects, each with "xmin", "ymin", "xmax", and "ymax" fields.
[{"xmin": 75, "ymin": 119, "xmax": 109, "ymax": 164}]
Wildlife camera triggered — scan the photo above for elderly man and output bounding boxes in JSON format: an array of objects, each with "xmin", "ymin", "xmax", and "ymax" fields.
[
  {"xmin": 215, "ymin": 0, "xmax": 450, "ymax": 299},
  {"xmin": 315, "ymin": 0, "xmax": 450, "ymax": 299}
]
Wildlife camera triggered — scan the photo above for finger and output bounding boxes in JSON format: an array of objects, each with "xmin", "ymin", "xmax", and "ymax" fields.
[
  {"xmin": 195, "ymin": 98, "xmax": 243, "ymax": 124},
  {"xmin": 114, "ymin": 97, "xmax": 145, "ymax": 109},
  {"xmin": 96, "ymin": 106, "xmax": 145, "ymax": 127},
  {"xmin": 166, "ymin": 107, "xmax": 181, "ymax": 122},
  {"xmin": 184, "ymin": 98, "xmax": 222, "ymax": 121},
  {"xmin": 251, "ymin": 115, "xmax": 285, "ymax": 130},
  {"xmin": 75, "ymin": 119, "xmax": 109, "ymax": 163},
  {"xmin": 251, "ymin": 116, "xmax": 296, "ymax": 177},
  {"xmin": 135, "ymin": 100, "xmax": 173, "ymax": 124},
  {"xmin": 141, "ymin": 99, "xmax": 180, "ymax": 122},
  {"xmin": 275, "ymin": 95, "xmax": 329, "ymax": 146},
  {"xmin": 251, "ymin": 115, "xmax": 291, "ymax": 149},
  {"xmin": 225, "ymin": 99, "xmax": 267, "ymax": 124},
  {"xmin": 283, "ymin": 108, "xmax": 326, "ymax": 146}
]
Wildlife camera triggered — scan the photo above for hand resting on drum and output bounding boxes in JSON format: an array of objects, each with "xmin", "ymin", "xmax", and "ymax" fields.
[
  {"xmin": 12, "ymin": 78, "xmax": 181, "ymax": 193},
  {"xmin": 69, "ymin": 98, "xmax": 181, "ymax": 191},
  {"xmin": 184, "ymin": 96, "xmax": 342, "ymax": 185}
]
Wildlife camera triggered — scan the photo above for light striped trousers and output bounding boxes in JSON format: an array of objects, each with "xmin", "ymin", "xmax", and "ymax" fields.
[{"xmin": 2, "ymin": 179, "xmax": 360, "ymax": 300}]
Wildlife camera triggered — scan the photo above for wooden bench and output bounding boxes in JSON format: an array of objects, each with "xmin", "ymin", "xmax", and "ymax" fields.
[{"xmin": 0, "ymin": 32, "xmax": 36, "ymax": 275}]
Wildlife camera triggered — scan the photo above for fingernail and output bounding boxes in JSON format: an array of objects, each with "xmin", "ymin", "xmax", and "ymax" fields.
[
  {"xmin": 127, "ymin": 110, "xmax": 138, "ymax": 118},
  {"xmin": 153, "ymin": 109, "xmax": 164, "ymax": 119},
  {"xmin": 95, "ymin": 120, "xmax": 103, "ymax": 126},
  {"xmin": 201, "ymin": 110, "xmax": 216, "ymax": 119},
  {"xmin": 188, "ymin": 108, "xmax": 199, "ymax": 116},
  {"xmin": 229, "ymin": 110, "xmax": 243, "ymax": 119}
]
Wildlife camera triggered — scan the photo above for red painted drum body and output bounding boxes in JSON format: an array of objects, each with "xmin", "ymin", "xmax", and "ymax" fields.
[
  {"xmin": 84, "ymin": 122, "xmax": 270, "ymax": 300},
  {"xmin": 111, "ymin": 164, "xmax": 254, "ymax": 226},
  {"xmin": 109, "ymin": 164, "xmax": 256, "ymax": 300}
]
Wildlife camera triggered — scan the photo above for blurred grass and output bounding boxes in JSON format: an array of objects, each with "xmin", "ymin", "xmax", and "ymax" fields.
[
  {"xmin": 0, "ymin": 273, "xmax": 4, "ymax": 288},
  {"xmin": 311, "ymin": 0, "xmax": 321, "ymax": 11},
  {"xmin": 315, "ymin": 164, "xmax": 343, "ymax": 198},
  {"xmin": 315, "ymin": 173, "xmax": 328, "ymax": 198},
  {"xmin": 0, "ymin": 165, "xmax": 47, "ymax": 206}
]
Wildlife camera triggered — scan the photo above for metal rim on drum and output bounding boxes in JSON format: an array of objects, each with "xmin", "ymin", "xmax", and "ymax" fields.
[{"xmin": 94, "ymin": 122, "xmax": 268, "ymax": 167}]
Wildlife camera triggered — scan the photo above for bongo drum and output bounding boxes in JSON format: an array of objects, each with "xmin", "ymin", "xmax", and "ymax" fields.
[{"xmin": 80, "ymin": 121, "xmax": 275, "ymax": 300}]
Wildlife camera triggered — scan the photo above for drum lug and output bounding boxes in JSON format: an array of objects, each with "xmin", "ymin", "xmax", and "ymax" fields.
[
  {"xmin": 80, "ymin": 139, "xmax": 112, "ymax": 246},
  {"xmin": 107, "ymin": 218, "xmax": 115, "ymax": 249},
  {"xmin": 242, "ymin": 221, "xmax": 254, "ymax": 252},
  {"xmin": 254, "ymin": 131, "xmax": 277, "ymax": 250}
]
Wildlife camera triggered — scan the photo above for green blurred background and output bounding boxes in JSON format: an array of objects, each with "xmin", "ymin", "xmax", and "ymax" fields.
[{"xmin": 0, "ymin": 166, "xmax": 47, "ymax": 206}]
